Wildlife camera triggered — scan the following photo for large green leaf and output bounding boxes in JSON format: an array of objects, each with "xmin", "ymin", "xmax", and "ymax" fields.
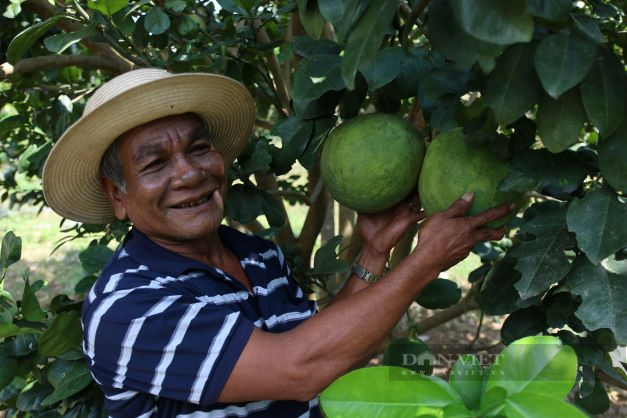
[
  {"xmin": 6, "ymin": 16, "xmax": 65, "ymax": 64},
  {"xmin": 511, "ymin": 202, "xmax": 576, "ymax": 298},
  {"xmin": 484, "ymin": 43, "xmax": 540, "ymax": 126},
  {"xmin": 449, "ymin": 0, "xmax": 533, "ymax": 45},
  {"xmin": 427, "ymin": 0, "xmax": 502, "ymax": 73},
  {"xmin": 144, "ymin": 6, "xmax": 171, "ymax": 35},
  {"xmin": 270, "ymin": 116, "xmax": 314, "ymax": 175},
  {"xmin": 534, "ymin": 28, "xmax": 598, "ymax": 99},
  {"xmin": 41, "ymin": 360, "xmax": 92, "ymax": 406},
  {"xmin": 566, "ymin": 187, "xmax": 627, "ymax": 264},
  {"xmin": 359, "ymin": 47, "xmax": 405, "ymax": 90},
  {"xmin": 16, "ymin": 381, "xmax": 54, "ymax": 411},
  {"xmin": 499, "ymin": 149, "xmax": 588, "ymax": 194},
  {"xmin": 340, "ymin": 0, "xmax": 400, "ymax": 90},
  {"xmin": 566, "ymin": 255, "xmax": 627, "ymax": 344},
  {"xmin": 486, "ymin": 335, "xmax": 577, "ymax": 400},
  {"xmin": 21, "ymin": 279, "xmax": 45, "ymax": 322},
  {"xmin": 503, "ymin": 392, "xmax": 590, "ymax": 418},
  {"xmin": 318, "ymin": 0, "xmax": 370, "ymax": 43},
  {"xmin": 415, "ymin": 278, "xmax": 461, "ymax": 310},
  {"xmin": 575, "ymin": 376, "xmax": 611, "ymax": 415},
  {"xmin": 79, "ymin": 245, "xmax": 114, "ymax": 274},
  {"xmin": 580, "ymin": 49, "xmax": 626, "ymax": 137},
  {"xmin": 598, "ymin": 121, "xmax": 627, "ymax": 192},
  {"xmin": 296, "ymin": 0, "xmax": 326, "ymax": 40},
  {"xmin": 501, "ymin": 306, "xmax": 547, "ymax": 345},
  {"xmin": 292, "ymin": 54, "xmax": 345, "ymax": 117},
  {"xmin": 477, "ymin": 257, "xmax": 532, "ymax": 315},
  {"xmin": 536, "ymin": 88, "xmax": 586, "ymax": 153},
  {"xmin": 0, "ymin": 345, "xmax": 17, "ymax": 390},
  {"xmin": 44, "ymin": 25, "xmax": 94, "ymax": 54},
  {"xmin": 526, "ymin": 0, "xmax": 572, "ymax": 22},
  {"xmin": 449, "ymin": 355, "xmax": 483, "ymax": 411},
  {"xmin": 38, "ymin": 311, "xmax": 83, "ymax": 357},
  {"xmin": 313, "ymin": 235, "xmax": 348, "ymax": 275},
  {"xmin": 320, "ymin": 366, "xmax": 460, "ymax": 418},
  {"xmin": 0, "ymin": 323, "xmax": 40, "ymax": 339},
  {"xmin": 1, "ymin": 231, "xmax": 21, "ymax": 273},
  {"xmin": 86, "ymin": 0, "xmax": 128, "ymax": 16},
  {"xmin": 225, "ymin": 184, "xmax": 264, "ymax": 224}
]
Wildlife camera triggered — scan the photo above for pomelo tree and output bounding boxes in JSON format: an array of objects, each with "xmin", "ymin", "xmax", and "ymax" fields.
[{"xmin": 1, "ymin": 0, "xmax": 626, "ymax": 415}]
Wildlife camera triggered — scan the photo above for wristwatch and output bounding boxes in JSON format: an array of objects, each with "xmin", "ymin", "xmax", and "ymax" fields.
[{"xmin": 351, "ymin": 263, "xmax": 379, "ymax": 284}]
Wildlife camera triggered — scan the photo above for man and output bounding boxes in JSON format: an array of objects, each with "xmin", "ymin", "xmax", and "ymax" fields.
[{"xmin": 42, "ymin": 69, "xmax": 512, "ymax": 417}]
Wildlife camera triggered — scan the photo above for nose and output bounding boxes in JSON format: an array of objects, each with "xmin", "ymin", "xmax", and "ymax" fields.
[{"xmin": 170, "ymin": 155, "xmax": 204, "ymax": 188}]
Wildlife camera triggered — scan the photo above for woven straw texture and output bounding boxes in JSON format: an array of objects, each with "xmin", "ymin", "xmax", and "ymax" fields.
[{"xmin": 42, "ymin": 69, "xmax": 255, "ymax": 224}]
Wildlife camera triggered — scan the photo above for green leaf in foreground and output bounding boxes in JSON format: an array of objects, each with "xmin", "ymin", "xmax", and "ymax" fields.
[
  {"xmin": 320, "ymin": 366, "xmax": 460, "ymax": 418},
  {"xmin": 313, "ymin": 235, "xmax": 348, "ymax": 275},
  {"xmin": 6, "ymin": 16, "xmax": 64, "ymax": 64},
  {"xmin": 536, "ymin": 88, "xmax": 586, "ymax": 153},
  {"xmin": 484, "ymin": 43, "xmax": 540, "ymax": 126},
  {"xmin": 566, "ymin": 187, "xmax": 627, "ymax": 264},
  {"xmin": 86, "ymin": 0, "xmax": 128, "ymax": 16},
  {"xmin": 534, "ymin": 28, "xmax": 597, "ymax": 99},
  {"xmin": 340, "ymin": 0, "xmax": 399, "ymax": 90},
  {"xmin": 598, "ymin": 121, "xmax": 627, "ymax": 192},
  {"xmin": 449, "ymin": 0, "xmax": 533, "ymax": 45},
  {"xmin": 1, "ymin": 231, "xmax": 22, "ymax": 273},
  {"xmin": 21, "ymin": 279, "xmax": 45, "ymax": 322},
  {"xmin": 292, "ymin": 54, "xmax": 345, "ymax": 117},
  {"xmin": 566, "ymin": 255, "xmax": 627, "ymax": 345},
  {"xmin": 503, "ymin": 392, "xmax": 590, "ymax": 418},
  {"xmin": 79, "ymin": 245, "xmax": 114, "ymax": 274},
  {"xmin": 38, "ymin": 311, "xmax": 83, "ymax": 357},
  {"xmin": 486, "ymin": 335, "xmax": 577, "ymax": 400},
  {"xmin": 415, "ymin": 278, "xmax": 461, "ymax": 309},
  {"xmin": 580, "ymin": 49, "xmax": 626, "ymax": 137},
  {"xmin": 41, "ymin": 359, "xmax": 92, "ymax": 406},
  {"xmin": 144, "ymin": 6, "xmax": 171, "ymax": 35},
  {"xmin": 449, "ymin": 355, "xmax": 483, "ymax": 411},
  {"xmin": 295, "ymin": 0, "xmax": 325, "ymax": 40},
  {"xmin": 44, "ymin": 25, "xmax": 94, "ymax": 54}
]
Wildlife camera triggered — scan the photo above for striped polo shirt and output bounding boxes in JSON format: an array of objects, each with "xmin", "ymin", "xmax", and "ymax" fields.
[{"xmin": 81, "ymin": 226, "xmax": 321, "ymax": 417}]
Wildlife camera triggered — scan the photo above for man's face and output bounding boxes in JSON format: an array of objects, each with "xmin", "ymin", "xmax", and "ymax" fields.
[{"xmin": 103, "ymin": 113, "xmax": 227, "ymax": 244}]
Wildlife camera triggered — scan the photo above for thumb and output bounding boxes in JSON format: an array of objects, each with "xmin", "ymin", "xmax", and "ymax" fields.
[{"xmin": 446, "ymin": 191, "xmax": 474, "ymax": 217}]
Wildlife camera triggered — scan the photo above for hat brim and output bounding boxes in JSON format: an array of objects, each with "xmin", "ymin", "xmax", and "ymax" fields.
[{"xmin": 42, "ymin": 73, "xmax": 255, "ymax": 224}]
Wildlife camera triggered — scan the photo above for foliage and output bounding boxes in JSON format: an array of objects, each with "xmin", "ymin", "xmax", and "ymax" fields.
[
  {"xmin": 1, "ymin": 0, "xmax": 626, "ymax": 415},
  {"xmin": 320, "ymin": 335, "xmax": 589, "ymax": 418}
]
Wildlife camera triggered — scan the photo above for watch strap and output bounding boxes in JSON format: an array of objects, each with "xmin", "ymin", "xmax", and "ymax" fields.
[{"xmin": 351, "ymin": 263, "xmax": 379, "ymax": 284}]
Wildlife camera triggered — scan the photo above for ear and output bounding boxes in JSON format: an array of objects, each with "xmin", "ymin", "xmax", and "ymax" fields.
[{"xmin": 101, "ymin": 177, "xmax": 128, "ymax": 220}]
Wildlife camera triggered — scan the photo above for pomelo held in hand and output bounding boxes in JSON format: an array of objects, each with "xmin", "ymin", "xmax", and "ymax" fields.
[
  {"xmin": 321, "ymin": 113, "xmax": 425, "ymax": 213},
  {"xmin": 418, "ymin": 128, "xmax": 524, "ymax": 228}
]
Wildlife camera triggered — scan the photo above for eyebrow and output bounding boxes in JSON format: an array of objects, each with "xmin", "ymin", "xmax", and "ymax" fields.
[{"xmin": 132, "ymin": 126, "xmax": 210, "ymax": 163}]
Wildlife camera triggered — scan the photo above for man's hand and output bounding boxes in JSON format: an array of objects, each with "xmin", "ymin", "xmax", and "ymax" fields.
[
  {"xmin": 356, "ymin": 194, "xmax": 426, "ymax": 259},
  {"xmin": 416, "ymin": 191, "xmax": 513, "ymax": 272}
]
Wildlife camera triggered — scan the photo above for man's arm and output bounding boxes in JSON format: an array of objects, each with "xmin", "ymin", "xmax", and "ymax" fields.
[{"xmin": 218, "ymin": 194, "xmax": 512, "ymax": 403}]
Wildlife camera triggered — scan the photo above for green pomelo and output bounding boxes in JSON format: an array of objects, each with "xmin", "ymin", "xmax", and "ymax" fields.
[
  {"xmin": 418, "ymin": 128, "xmax": 524, "ymax": 228},
  {"xmin": 383, "ymin": 336, "xmax": 434, "ymax": 376},
  {"xmin": 321, "ymin": 113, "xmax": 425, "ymax": 213}
]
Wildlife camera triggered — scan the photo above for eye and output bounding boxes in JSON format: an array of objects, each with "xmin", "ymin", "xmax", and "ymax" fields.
[
  {"xmin": 190, "ymin": 141, "xmax": 212, "ymax": 153},
  {"xmin": 142, "ymin": 158, "xmax": 164, "ymax": 171}
]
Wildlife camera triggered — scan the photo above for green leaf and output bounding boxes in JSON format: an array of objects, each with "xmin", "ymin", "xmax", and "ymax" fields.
[
  {"xmin": 486, "ymin": 336, "xmax": 578, "ymax": 400},
  {"xmin": 318, "ymin": 0, "xmax": 370, "ymax": 43},
  {"xmin": 511, "ymin": 202, "xmax": 576, "ymax": 298},
  {"xmin": 501, "ymin": 306, "xmax": 547, "ymax": 345},
  {"xmin": 44, "ymin": 25, "xmax": 94, "ymax": 54},
  {"xmin": 580, "ymin": 49, "xmax": 626, "ymax": 137},
  {"xmin": 572, "ymin": 14, "xmax": 606, "ymax": 43},
  {"xmin": 21, "ymin": 279, "xmax": 44, "ymax": 322},
  {"xmin": 295, "ymin": 0, "xmax": 326, "ymax": 40},
  {"xmin": 340, "ymin": 0, "xmax": 400, "ymax": 90},
  {"xmin": 313, "ymin": 235, "xmax": 348, "ymax": 275},
  {"xmin": 484, "ymin": 43, "xmax": 540, "ymax": 126},
  {"xmin": 86, "ymin": 0, "xmax": 128, "ymax": 16},
  {"xmin": 6, "ymin": 15, "xmax": 64, "ymax": 64},
  {"xmin": 299, "ymin": 115, "xmax": 337, "ymax": 170},
  {"xmin": 575, "ymin": 376, "xmax": 610, "ymax": 415},
  {"xmin": 0, "ymin": 346, "xmax": 17, "ymax": 390},
  {"xmin": 41, "ymin": 360, "xmax": 92, "ymax": 406},
  {"xmin": 292, "ymin": 54, "xmax": 345, "ymax": 117},
  {"xmin": 164, "ymin": 0, "xmax": 186, "ymax": 12},
  {"xmin": 449, "ymin": 355, "xmax": 483, "ymax": 411},
  {"xmin": 598, "ymin": 121, "xmax": 627, "ymax": 192},
  {"xmin": 536, "ymin": 88, "xmax": 586, "ymax": 153},
  {"xmin": 320, "ymin": 366, "xmax": 460, "ymax": 417},
  {"xmin": 566, "ymin": 255, "xmax": 627, "ymax": 344},
  {"xmin": 428, "ymin": 0, "xmax": 502, "ymax": 73},
  {"xmin": 479, "ymin": 386, "xmax": 508, "ymax": 416},
  {"xmin": 0, "ymin": 323, "xmax": 40, "ymax": 339},
  {"xmin": 225, "ymin": 184, "xmax": 264, "ymax": 224},
  {"xmin": 144, "ymin": 6, "xmax": 171, "ymax": 35},
  {"xmin": 449, "ymin": 0, "xmax": 533, "ymax": 45},
  {"xmin": 477, "ymin": 257, "xmax": 532, "ymax": 315},
  {"xmin": 1, "ymin": 231, "xmax": 21, "ymax": 272},
  {"xmin": 503, "ymin": 392, "xmax": 590, "ymax": 418},
  {"xmin": 499, "ymin": 149, "xmax": 588, "ymax": 194},
  {"xmin": 237, "ymin": 139, "xmax": 272, "ymax": 176},
  {"xmin": 38, "ymin": 311, "xmax": 83, "ymax": 357},
  {"xmin": 526, "ymin": 0, "xmax": 572, "ymax": 22},
  {"xmin": 544, "ymin": 293, "xmax": 578, "ymax": 329},
  {"xmin": 270, "ymin": 116, "xmax": 314, "ymax": 175},
  {"xmin": 16, "ymin": 381, "xmax": 54, "ymax": 411},
  {"xmin": 292, "ymin": 36, "xmax": 341, "ymax": 58},
  {"xmin": 566, "ymin": 187, "xmax": 627, "ymax": 264},
  {"xmin": 216, "ymin": 0, "xmax": 248, "ymax": 16},
  {"xmin": 415, "ymin": 279, "xmax": 461, "ymax": 310},
  {"xmin": 79, "ymin": 245, "xmax": 114, "ymax": 274},
  {"xmin": 534, "ymin": 28, "xmax": 598, "ymax": 99},
  {"xmin": 260, "ymin": 191, "xmax": 286, "ymax": 228},
  {"xmin": 0, "ymin": 290, "xmax": 17, "ymax": 323},
  {"xmin": 360, "ymin": 47, "xmax": 405, "ymax": 90}
]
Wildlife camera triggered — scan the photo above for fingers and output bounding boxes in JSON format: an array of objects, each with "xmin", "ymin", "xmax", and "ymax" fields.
[
  {"xmin": 469, "ymin": 203, "xmax": 514, "ymax": 228},
  {"xmin": 445, "ymin": 191, "xmax": 474, "ymax": 217},
  {"xmin": 473, "ymin": 227, "xmax": 505, "ymax": 243}
]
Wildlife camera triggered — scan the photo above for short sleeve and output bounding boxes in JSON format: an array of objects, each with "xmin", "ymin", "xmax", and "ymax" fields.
[{"xmin": 84, "ymin": 284, "xmax": 254, "ymax": 406}]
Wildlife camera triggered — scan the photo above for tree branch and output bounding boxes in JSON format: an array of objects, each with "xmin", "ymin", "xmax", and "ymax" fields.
[
  {"xmin": 298, "ymin": 162, "xmax": 329, "ymax": 267},
  {"xmin": 1, "ymin": 55, "xmax": 130, "ymax": 79},
  {"xmin": 401, "ymin": 0, "xmax": 431, "ymax": 53},
  {"xmin": 254, "ymin": 20, "xmax": 291, "ymax": 117}
]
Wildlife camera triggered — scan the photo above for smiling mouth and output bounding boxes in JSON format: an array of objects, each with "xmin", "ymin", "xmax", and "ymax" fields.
[{"xmin": 173, "ymin": 192, "xmax": 215, "ymax": 209}]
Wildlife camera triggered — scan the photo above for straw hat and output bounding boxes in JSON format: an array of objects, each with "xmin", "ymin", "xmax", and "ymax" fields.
[{"xmin": 42, "ymin": 68, "xmax": 255, "ymax": 224}]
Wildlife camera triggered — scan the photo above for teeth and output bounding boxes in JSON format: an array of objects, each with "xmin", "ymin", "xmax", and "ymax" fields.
[{"xmin": 175, "ymin": 195, "xmax": 210, "ymax": 209}]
